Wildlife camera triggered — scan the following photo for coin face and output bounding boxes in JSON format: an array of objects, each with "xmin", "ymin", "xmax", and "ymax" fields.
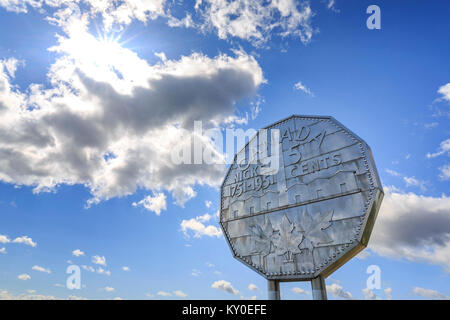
[{"xmin": 220, "ymin": 115, "xmax": 383, "ymax": 281}]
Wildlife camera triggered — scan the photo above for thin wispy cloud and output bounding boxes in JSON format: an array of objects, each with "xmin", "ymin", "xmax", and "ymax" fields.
[
  {"xmin": 32, "ymin": 265, "xmax": 51, "ymax": 274},
  {"xmin": 174, "ymin": 290, "xmax": 187, "ymax": 298},
  {"xmin": 91, "ymin": 255, "xmax": 106, "ymax": 266},
  {"xmin": 412, "ymin": 287, "xmax": 448, "ymax": 300},
  {"xmin": 157, "ymin": 291, "xmax": 172, "ymax": 297},
  {"xmin": 439, "ymin": 164, "xmax": 450, "ymax": 180},
  {"xmin": 292, "ymin": 287, "xmax": 310, "ymax": 295},
  {"xmin": 426, "ymin": 139, "xmax": 450, "ymax": 158},
  {"xmin": 293, "ymin": 81, "xmax": 315, "ymax": 97},
  {"xmin": 72, "ymin": 249, "xmax": 85, "ymax": 257}
]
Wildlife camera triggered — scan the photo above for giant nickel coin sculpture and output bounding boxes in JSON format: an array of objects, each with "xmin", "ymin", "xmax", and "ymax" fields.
[{"xmin": 220, "ymin": 115, "xmax": 383, "ymax": 299}]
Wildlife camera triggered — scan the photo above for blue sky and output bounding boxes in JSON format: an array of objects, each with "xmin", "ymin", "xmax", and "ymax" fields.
[{"xmin": 0, "ymin": 0, "xmax": 449, "ymax": 300}]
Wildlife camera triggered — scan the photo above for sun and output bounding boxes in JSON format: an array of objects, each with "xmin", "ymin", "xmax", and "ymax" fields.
[{"xmin": 54, "ymin": 24, "xmax": 151, "ymax": 94}]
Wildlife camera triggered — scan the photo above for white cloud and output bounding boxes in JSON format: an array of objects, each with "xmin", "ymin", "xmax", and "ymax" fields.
[
  {"xmin": 411, "ymin": 287, "xmax": 448, "ymax": 300},
  {"xmin": 403, "ymin": 176, "xmax": 427, "ymax": 191},
  {"xmin": 248, "ymin": 283, "xmax": 259, "ymax": 291},
  {"xmin": 356, "ymin": 249, "xmax": 370, "ymax": 260},
  {"xmin": 211, "ymin": 280, "xmax": 239, "ymax": 295},
  {"xmin": 196, "ymin": 213, "xmax": 213, "ymax": 223},
  {"xmin": 0, "ymin": 288, "xmax": 88, "ymax": 300},
  {"xmin": 0, "ymin": 0, "xmax": 42, "ymax": 13},
  {"xmin": 191, "ymin": 269, "xmax": 201, "ymax": 276},
  {"xmin": 438, "ymin": 164, "xmax": 450, "ymax": 180},
  {"xmin": 0, "ymin": 289, "xmax": 56, "ymax": 300},
  {"xmin": 1, "ymin": 57, "xmax": 22, "ymax": 77},
  {"xmin": 292, "ymin": 287, "xmax": 309, "ymax": 295},
  {"xmin": 294, "ymin": 81, "xmax": 314, "ymax": 97},
  {"xmin": 363, "ymin": 287, "xmax": 395, "ymax": 300},
  {"xmin": 81, "ymin": 265, "xmax": 95, "ymax": 272},
  {"xmin": 96, "ymin": 267, "xmax": 111, "ymax": 276},
  {"xmin": 167, "ymin": 13, "xmax": 194, "ymax": 29},
  {"xmin": 181, "ymin": 217, "xmax": 222, "ymax": 238},
  {"xmin": 1, "ymin": 1, "xmax": 317, "ymax": 48},
  {"xmin": 67, "ymin": 295, "xmax": 88, "ymax": 300},
  {"xmin": 157, "ymin": 291, "xmax": 172, "ymax": 297},
  {"xmin": 0, "ymin": 18, "xmax": 263, "ymax": 207},
  {"xmin": 104, "ymin": 286, "xmax": 115, "ymax": 292},
  {"xmin": 195, "ymin": 0, "xmax": 314, "ymax": 46},
  {"xmin": 205, "ymin": 200, "xmax": 212, "ymax": 208},
  {"xmin": 424, "ymin": 122, "xmax": 438, "ymax": 129},
  {"xmin": 17, "ymin": 274, "xmax": 31, "ymax": 281},
  {"xmin": 362, "ymin": 288, "xmax": 380, "ymax": 300},
  {"xmin": 12, "ymin": 236, "xmax": 37, "ymax": 247},
  {"xmin": 385, "ymin": 169, "xmax": 427, "ymax": 191},
  {"xmin": 0, "ymin": 1, "xmax": 166, "ymax": 28},
  {"xmin": 385, "ymin": 169, "xmax": 401, "ymax": 177},
  {"xmin": 384, "ymin": 287, "xmax": 392, "ymax": 300},
  {"xmin": 426, "ymin": 138, "xmax": 450, "ymax": 158},
  {"xmin": 326, "ymin": 283, "xmax": 353, "ymax": 300},
  {"xmin": 81, "ymin": 264, "xmax": 110, "ymax": 275},
  {"xmin": 82, "ymin": 0, "xmax": 166, "ymax": 30},
  {"xmin": 437, "ymin": 83, "xmax": 450, "ymax": 102},
  {"xmin": 132, "ymin": 192, "xmax": 167, "ymax": 215},
  {"xmin": 0, "ymin": 235, "xmax": 10, "ymax": 244},
  {"xmin": 0, "ymin": 247, "xmax": 6, "ymax": 254},
  {"xmin": 72, "ymin": 249, "xmax": 85, "ymax": 257},
  {"xmin": 122, "ymin": 266, "xmax": 130, "ymax": 272},
  {"xmin": 369, "ymin": 187, "xmax": 450, "ymax": 272},
  {"xmin": 174, "ymin": 290, "xmax": 187, "ymax": 298},
  {"xmin": 92, "ymin": 255, "xmax": 106, "ymax": 266},
  {"xmin": 327, "ymin": 0, "xmax": 339, "ymax": 12},
  {"xmin": 32, "ymin": 265, "xmax": 51, "ymax": 274},
  {"xmin": 0, "ymin": 57, "xmax": 25, "ymax": 114}
]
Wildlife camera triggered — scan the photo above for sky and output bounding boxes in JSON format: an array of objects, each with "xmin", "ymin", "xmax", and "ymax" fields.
[{"xmin": 0, "ymin": 0, "xmax": 449, "ymax": 300}]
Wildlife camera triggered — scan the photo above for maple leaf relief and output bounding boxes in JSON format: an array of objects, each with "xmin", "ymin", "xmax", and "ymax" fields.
[
  {"xmin": 272, "ymin": 214, "xmax": 303, "ymax": 262},
  {"xmin": 248, "ymin": 210, "xmax": 334, "ymax": 263},
  {"xmin": 296, "ymin": 209, "xmax": 334, "ymax": 252},
  {"xmin": 249, "ymin": 217, "xmax": 274, "ymax": 257}
]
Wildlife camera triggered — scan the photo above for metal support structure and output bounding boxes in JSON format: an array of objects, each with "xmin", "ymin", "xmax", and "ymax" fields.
[
  {"xmin": 311, "ymin": 275, "xmax": 328, "ymax": 300},
  {"xmin": 267, "ymin": 280, "xmax": 280, "ymax": 300}
]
